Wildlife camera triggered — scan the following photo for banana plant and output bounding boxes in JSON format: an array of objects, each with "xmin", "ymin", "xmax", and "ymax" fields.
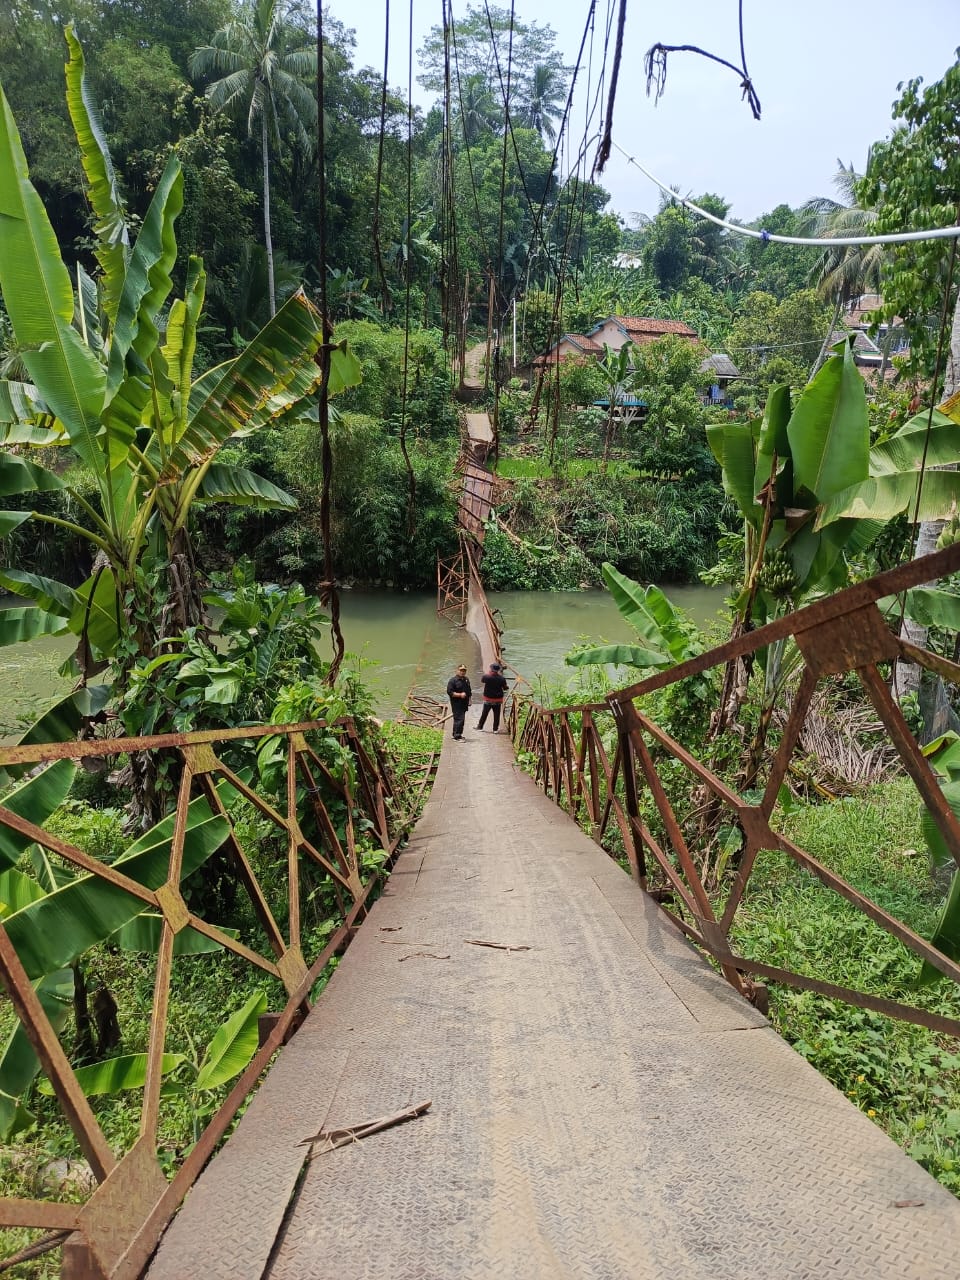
[
  {"xmin": 707, "ymin": 340, "xmax": 883, "ymax": 625},
  {"xmin": 0, "ymin": 29, "xmax": 361, "ymax": 701},
  {"xmin": 566, "ymin": 561, "xmax": 700, "ymax": 671},
  {"xmin": 36, "ymin": 989, "xmax": 267, "ymax": 1143},
  {"xmin": 703, "ymin": 340, "xmax": 886, "ymax": 777},
  {"xmin": 0, "ymin": 757, "xmax": 234, "ymax": 1136}
]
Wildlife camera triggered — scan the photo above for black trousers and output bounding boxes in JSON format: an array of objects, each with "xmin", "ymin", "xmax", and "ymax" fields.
[
  {"xmin": 476, "ymin": 701, "xmax": 502, "ymax": 731},
  {"xmin": 450, "ymin": 700, "xmax": 468, "ymax": 738}
]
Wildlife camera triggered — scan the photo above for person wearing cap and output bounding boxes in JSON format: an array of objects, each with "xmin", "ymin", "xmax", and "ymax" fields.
[
  {"xmin": 446, "ymin": 663, "xmax": 472, "ymax": 740},
  {"xmin": 475, "ymin": 662, "xmax": 509, "ymax": 733}
]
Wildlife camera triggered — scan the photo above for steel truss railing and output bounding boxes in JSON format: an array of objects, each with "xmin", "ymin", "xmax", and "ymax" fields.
[
  {"xmin": 509, "ymin": 541, "xmax": 960, "ymax": 1039},
  {"xmin": 0, "ymin": 718, "xmax": 423, "ymax": 1278}
]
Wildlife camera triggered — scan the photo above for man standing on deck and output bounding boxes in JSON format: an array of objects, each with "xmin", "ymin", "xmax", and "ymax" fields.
[
  {"xmin": 446, "ymin": 664, "xmax": 472, "ymax": 740},
  {"xmin": 476, "ymin": 662, "xmax": 509, "ymax": 733}
]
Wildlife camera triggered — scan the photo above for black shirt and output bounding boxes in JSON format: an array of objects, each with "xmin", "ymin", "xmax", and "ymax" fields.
[
  {"xmin": 479, "ymin": 672, "xmax": 509, "ymax": 701},
  {"xmin": 446, "ymin": 674, "xmax": 472, "ymax": 702}
]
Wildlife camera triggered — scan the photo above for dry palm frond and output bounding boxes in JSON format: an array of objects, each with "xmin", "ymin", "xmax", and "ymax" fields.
[{"xmin": 776, "ymin": 688, "xmax": 901, "ymax": 794}]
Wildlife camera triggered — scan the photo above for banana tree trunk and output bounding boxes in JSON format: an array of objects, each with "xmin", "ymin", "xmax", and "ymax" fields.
[
  {"xmin": 262, "ymin": 114, "xmax": 276, "ymax": 318},
  {"xmin": 894, "ymin": 287, "xmax": 960, "ymax": 701}
]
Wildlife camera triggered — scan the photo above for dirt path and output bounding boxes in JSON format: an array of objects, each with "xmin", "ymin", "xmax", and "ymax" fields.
[{"xmin": 462, "ymin": 339, "xmax": 486, "ymax": 389}]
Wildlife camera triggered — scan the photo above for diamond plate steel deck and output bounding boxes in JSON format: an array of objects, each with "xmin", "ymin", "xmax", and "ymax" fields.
[{"xmin": 150, "ymin": 732, "xmax": 960, "ymax": 1280}]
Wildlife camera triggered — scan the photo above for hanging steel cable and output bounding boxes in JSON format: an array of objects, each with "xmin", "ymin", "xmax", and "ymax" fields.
[
  {"xmin": 371, "ymin": 0, "xmax": 392, "ymax": 314},
  {"xmin": 397, "ymin": 0, "xmax": 417, "ymax": 537},
  {"xmin": 316, "ymin": 0, "xmax": 344, "ymax": 682}
]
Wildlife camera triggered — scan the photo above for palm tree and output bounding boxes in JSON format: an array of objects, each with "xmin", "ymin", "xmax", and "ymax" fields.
[
  {"xmin": 524, "ymin": 62, "xmax": 566, "ymax": 143},
  {"xmin": 191, "ymin": 0, "xmax": 317, "ymax": 316},
  {"xmin": 457, "ymin": 73, "xmax": 499, "ymax": 146},
  {"xmin": 802, "ymin": 159, "xmax": 884, "ymax": 374}
]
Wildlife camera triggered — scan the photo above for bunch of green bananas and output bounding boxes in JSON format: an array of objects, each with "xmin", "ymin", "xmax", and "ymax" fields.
[{"xmin": 757, "ymin": 547, "xmax": 797, "ymax": 599}]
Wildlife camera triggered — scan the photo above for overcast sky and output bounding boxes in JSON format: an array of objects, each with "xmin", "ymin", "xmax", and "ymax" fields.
[{"xmin": 336, "ymin": 0, "xmax": 958, "ymax": 226}]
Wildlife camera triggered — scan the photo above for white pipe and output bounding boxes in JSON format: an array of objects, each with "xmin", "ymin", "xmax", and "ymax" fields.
[{"xmin": 612, "ymin": 142, "xmax": 960, "ymax": 248}]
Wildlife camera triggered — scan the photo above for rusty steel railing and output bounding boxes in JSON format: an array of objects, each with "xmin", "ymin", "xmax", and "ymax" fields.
[
  {"xmin": 0, "ymin": 718, "xmax": 423, "ymax": 1278},
  {"xmin": 509, "ymin": 541, "xmax": 960, "ymax": 1037}
]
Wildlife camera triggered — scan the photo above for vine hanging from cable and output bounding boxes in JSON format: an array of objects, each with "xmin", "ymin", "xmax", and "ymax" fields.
[{"xmin": 644, "ymin": 0, "xmax": 761, "ymax": 122}]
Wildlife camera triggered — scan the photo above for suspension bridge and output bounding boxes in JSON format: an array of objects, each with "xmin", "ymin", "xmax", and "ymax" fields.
[{"xmin": 6, "ymin": 413, "xmax": 960, "ymax": 1277}]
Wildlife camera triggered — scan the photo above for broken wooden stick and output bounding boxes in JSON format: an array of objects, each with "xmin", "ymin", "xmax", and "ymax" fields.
[
  {"xmin": 464, "ymin": 938, "xmax": 532, "ymax": 952},
  {"xmin": 300, "ymin": 1100, "xmax": 432, "ymax": 1156}
]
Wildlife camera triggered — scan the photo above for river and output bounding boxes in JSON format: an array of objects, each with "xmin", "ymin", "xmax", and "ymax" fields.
[{"xmin": 1, "ymin": 585, "xmax": 727, "ymax": 737}]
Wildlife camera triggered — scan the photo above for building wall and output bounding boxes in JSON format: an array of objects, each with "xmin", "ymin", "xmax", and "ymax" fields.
[{"xmin": 591, "ymin": 319, "xmax": 629, "ymax": 351}]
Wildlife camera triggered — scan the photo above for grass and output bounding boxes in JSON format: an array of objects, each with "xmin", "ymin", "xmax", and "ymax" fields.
[
  {"xmin": 495, "ymin": 457, "xmax": 643, "ymax": 480},
  {"xmin": 729, "ymin": 777, "xmax": 960, "ymax": 1194}
]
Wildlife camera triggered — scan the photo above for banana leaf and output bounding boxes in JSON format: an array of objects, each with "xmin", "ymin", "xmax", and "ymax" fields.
[
  {"xmin": 161, "ymin": 256, "xmax": 205, "ymax": 440},
  {"xmin": 64, "ymin": 25, "xmax": 129, "ymax": 321},
  {"xmin": 1, "ymin": 797, "xmax": 228, "ymax": 979},
  {"xmin": 0, "ymin": 86, "xmax": 106, "ymax": 470},
  {"xmin": 0, "ymin": 1090, "xmax": 35, "ymax": 1140},
  {"xmin": 68, "ymin": 568, "xmax": 120, "ymax": 659},
  {"xmin": 0, "ymin": 760, "xmax": 76, "ymax": 870},
  {"xmin": 0, "ymin": 967, "xmax": 73, "ymax": 1134},
  {"xmin": 869, "ymin": 415, "xmax": 959, "ymax": 476},
  {"xmin": 0, "ymin": 422, "xmax": 61, "ymax": 447},
  {"xmin": 754, "ymin": 383, "xmax": 792, "ymax": 508},
  {"xmin": 719, "ymin": 422, "xmax": 762, "ymax": 526},
  {"xmin": 197, "ymin": 464, "xmax": 297, "ymax": 511},
  {"xmin": 788, "ymin": 341, "xmax": 868, "ymax": 505},
  {"xmin": 106, "ymin": 153, "xmax": 182, "ymax": 408},
  {"xmin": 75, "ymin": 262, "xmax": 104, "ymax": 355},
  {"xmin": 0, "ymin": 606, "xmax": 70, "ymax": 646},
  {"xmin": 37, "ymin": 1051, "xmax": 185, "ymax": 1098},
  {"xmin": 565, "ymin": 643, "xmax": 669, "ymax": 669},
  {"xmin": 705, "ymin": 421, "xmax": 725, "ymax": 468},
  {"xmin": 600, "ymin": 562, "xmax": 694, "ymax": 663},
  {"xmin": 164, "ymin": 294, "xmax": 359, "ymax": 478},
  {"xmin": 817, "ymin": 471, "xmax": 960, "ymax": 529},
  {"xmin": 194, "ymin": 990, "xmax": 267, "ymax": 1091},
  {"xmin": 113, "ymin": 913, "xmax": 236, "ymax": 955},
  {"xmin": 0, "ymin": 454, "xmax": 63, "ymax": 496},
  {"xmin": 11, "ymin": 685, "xmax": 110, "ymax": 758},
  {"xmin": 0, "ymin": 379, "xmax": 45, "ymax": 427},
  {"xmin": 921, "ymin": 779, "xmax": 960, "ymax": 872},
  {"xmin": 920, "ymin": 869, "xmax": 960, "ymax": 987},
  {"xmin": 0, "ymin": 868, "xmax": 47, "ymax": 916},
  {"xmin": 0, "ymin": 512, "xmax": 31, "ymax": 539},
  {"xmin": 878, "ymin": 587, "xmax": 960, "ymax": 633},
  {"xmin": 0, "ymin": 570, "xmax": 75, "ymax": 617}
]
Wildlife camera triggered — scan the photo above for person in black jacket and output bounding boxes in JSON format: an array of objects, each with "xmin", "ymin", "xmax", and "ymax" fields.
[
  {"xmin": 475, "ymin": 662, "xmax": 509, "ymax": 732},
  {"xmin": 446, "ymin": 664, "xmax": 472, "ymax": 740}
]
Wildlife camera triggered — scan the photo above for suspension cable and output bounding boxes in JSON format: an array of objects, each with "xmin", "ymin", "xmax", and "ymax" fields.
[
  {"xmin": 316, "ymin": 0, "xmax": 344, "ymax": 682},
  {"xmin": 398, "ymin": 0, "xmax": 417, "ymax": 537}
]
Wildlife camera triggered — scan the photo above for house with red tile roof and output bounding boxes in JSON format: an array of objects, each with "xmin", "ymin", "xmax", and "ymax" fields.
[
  {"xmin": 531, "ymin": 316, "xmax": 700, "ymax": 372},
  {"xmin": 531, "ymin": 333, "xmax": 606, "ymax": 367},
  {"xmin": 587, "ymin": 315, "xmax": 698, "ymax": 351}
]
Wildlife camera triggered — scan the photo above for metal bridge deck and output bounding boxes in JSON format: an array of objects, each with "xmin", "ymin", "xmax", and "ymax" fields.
[{"xmin": 150, "ymin": 732, "xmax": 960, "ymax": 1279}]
